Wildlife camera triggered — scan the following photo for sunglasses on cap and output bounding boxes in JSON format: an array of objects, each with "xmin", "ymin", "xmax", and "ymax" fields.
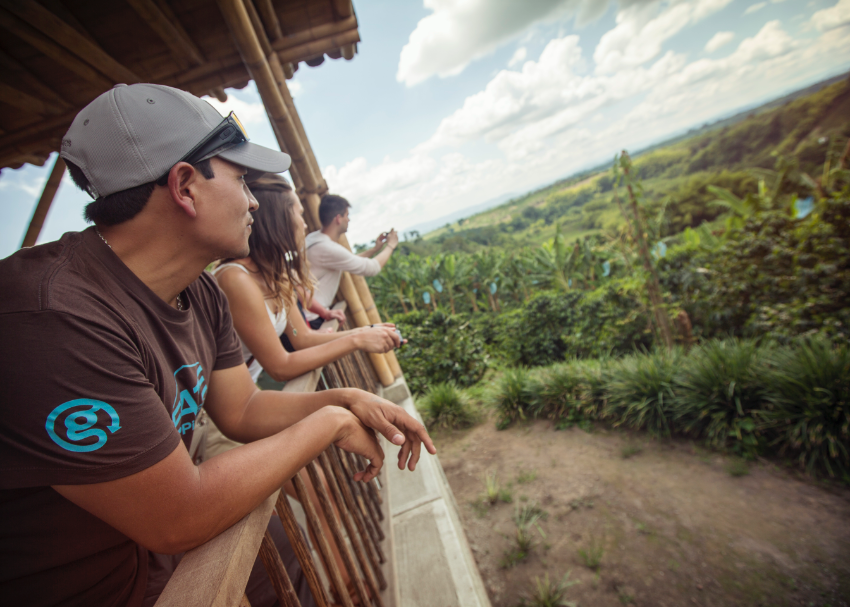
[{"xmin": 156, "ymin": 111, "xmax": 248, "ymax": 186}]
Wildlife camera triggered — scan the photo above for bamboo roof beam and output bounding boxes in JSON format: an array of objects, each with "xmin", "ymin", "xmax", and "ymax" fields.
[
  {"xmin": 253, "ymin": 0, "xmax": 282, "ymax": 41},
  {"xmin": 276, "ymin": 29, "xmax": 360, "ymax": 66},
  {"xmin": 21, "ymin": 154, "xmax": 64, "ymax": 248},
  {"xmin": 2, "ymin": 0, "xmax": 140, "ymax": 83},
  {"xmin": 242, "ymin": 0, "xmax": 273, "ymax": 57},
  {"xmin": 215, "ymin": 0, "xmax": 319, "ymax": 192},
  {"xmin": 0, "ymin": 7, "xmax": 112, "ymax": 89},
  {"xmin": 272, "ymin": 16, "xmax": 357, "ymax": 53},
  {"xmin": 127, "ymin": 0, "xmax": 205, "ymax": 70},
  {"xmin": 341, "ymin": 43, "xmax": 355, "ymax": 61},
  {"xmin": 331, "ymin": 0, "xmax": 354, "ymax": 19},
  {"xmin": 0, "ymin": 50, "xmax": 70, "ymax": 112}
]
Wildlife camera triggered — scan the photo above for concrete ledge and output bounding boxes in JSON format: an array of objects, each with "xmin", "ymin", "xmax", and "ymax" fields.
[{"xmin": 380, "ymin": 377, "xmax": 491, "ymax": 607}]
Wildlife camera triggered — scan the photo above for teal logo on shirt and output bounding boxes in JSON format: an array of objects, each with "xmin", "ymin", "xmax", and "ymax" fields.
[
  {"xmin": 45, "ymin": 399, "xmax": 121, "ymax": 452},
  {"xmin": 172, "ymin": 362, "xmax": 207, "ymax": 435}
]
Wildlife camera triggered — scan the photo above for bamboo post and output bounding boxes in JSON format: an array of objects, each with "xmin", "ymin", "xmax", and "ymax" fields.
[
  {"xmin": 338, "ymin": 273, "xmax": 393, "ymax": 386},
  {"xmin": 348, "ymin": 272, "xmax": 403, "ymax": 378},
  {"xmin": 257, "ymin": 530, "xmax": 303, "ymax": 607},
  {"xmin": 21, "ymin": 155, "xmax": 64, "ymax": 248},
  {"xmin": 216, "ymin": 0, "xmax": 319, "ymax": 192}
]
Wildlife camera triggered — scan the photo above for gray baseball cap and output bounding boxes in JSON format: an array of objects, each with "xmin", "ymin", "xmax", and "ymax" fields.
[{"xmin": 60, "ymin": 83, "xmax": 291, "ymax": 199}]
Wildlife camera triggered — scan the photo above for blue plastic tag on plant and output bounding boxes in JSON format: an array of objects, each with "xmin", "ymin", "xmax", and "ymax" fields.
[
  {"xmin": 602, "ymin": 261, "xmax": 611, "ymax": 277},
  {"xmin": 423, "ymin": 291, "xmax": 431, "ymax": 304},
  {"xmin": 433, "ymin": 279, "xmax": 443, "ymax": 293},
  {"xmin": 794, "ymin": 196, "xmax": 813, "ymax": 219},
  {"xmin": 652, "ymin": 241, "xmax": 667, "ymax": 259},
  {"xmin": 490, "ymin": 282, "xmax": 497, "ymax": 294}
]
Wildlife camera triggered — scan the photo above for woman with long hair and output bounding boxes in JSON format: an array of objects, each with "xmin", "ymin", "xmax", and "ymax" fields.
[{"xmin": 212, "ymin": 173, "xmax": 399, "ymax": 383}]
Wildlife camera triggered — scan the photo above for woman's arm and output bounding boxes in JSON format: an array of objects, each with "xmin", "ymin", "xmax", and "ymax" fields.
[
  {"xmin": 217, "ymin": 267, "xmax": 399, "ymax": 382},
  {"xmin": 284, "ymin": 300, "xmax": 395, "ymax": 348}
]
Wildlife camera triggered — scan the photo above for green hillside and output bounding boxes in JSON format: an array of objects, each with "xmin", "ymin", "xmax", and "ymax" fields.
[{"xmin": 405, "ymin": 74, "xmax": 850, "ymax": 256}]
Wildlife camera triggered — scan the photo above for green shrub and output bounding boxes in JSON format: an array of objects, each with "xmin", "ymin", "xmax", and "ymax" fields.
[
  {"xmin": 418, "ymin": 382, "xmax": 478, "ymax": 430},
  {"xmin": 519, "ymin": 572, "xmax": 579, "ymax": 607},
  {"xmin": 531, "ymin": 360, "xmax": 606, "ymax": 428},
  {"xmin": 392, "ymin": 311, "xmax": 489, "ymax": 395},
  {"xmin": 491, "ymin": 367, "xmax": 533, "ymax": 429},
  {"xmin": 673, "ymin": 339, "xmax": 767, "ymax": 458},
  {"xmin": 762, "ymin": 338, "xmax": 850, "ymax": 477},
  {"xmin": 605, "ymin": 349, "xmax": 681, "ymax": 436}
]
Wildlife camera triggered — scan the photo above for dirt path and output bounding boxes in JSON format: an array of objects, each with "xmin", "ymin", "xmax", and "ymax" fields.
[{"xmin": 436, "ymin": 418, "xmax": 850, "ymax": 607}]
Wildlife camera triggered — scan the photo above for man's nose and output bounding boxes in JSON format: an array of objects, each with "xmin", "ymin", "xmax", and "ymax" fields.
[{"xmin": 245, "ymin": 185, "xmax": 259, "ymax": 211}]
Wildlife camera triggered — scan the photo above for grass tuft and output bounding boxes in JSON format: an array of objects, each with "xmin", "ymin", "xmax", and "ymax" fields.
[
  {"xmin": 519, "ymin": 571, "xmax": 579, "ymax": 607},
  {"xmin": 621, "ymin": 443, "xmax": 643, "ymax": 459},
  {"xmin": 578, "ymin": 535, "xmax": 605, "ymax": 570},
  {"xmin": 418, "ymin": 381, "xmax": 478, "ymax": 430}
]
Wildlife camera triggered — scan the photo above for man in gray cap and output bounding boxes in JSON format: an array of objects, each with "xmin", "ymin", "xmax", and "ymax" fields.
[{"xmin": 0, "ymin": 84, "xmax": 434, "ymax": 607}]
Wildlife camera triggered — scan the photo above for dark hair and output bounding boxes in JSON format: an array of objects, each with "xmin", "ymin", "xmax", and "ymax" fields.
[
  {"xmin": 236, "ymin": 173, "xmax": 313, "ymax": 312},
  {"xmin": 319, "ymin": 193, "xmax": 351, "ymax": 227},
  {"xmin": 66, "ymin": 158, "xmax": 215, "ymax": 227}
]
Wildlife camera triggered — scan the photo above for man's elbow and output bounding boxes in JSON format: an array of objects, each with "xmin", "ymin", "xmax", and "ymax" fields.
[{"xmin": 141, "ymin": 523, "xmax": 211, "ymax": 554}]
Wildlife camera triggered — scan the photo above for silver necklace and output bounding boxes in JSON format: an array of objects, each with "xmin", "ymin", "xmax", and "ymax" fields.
[{"xmin": 96, "ymin": 228, "xmax": 183, "ymax": 311}]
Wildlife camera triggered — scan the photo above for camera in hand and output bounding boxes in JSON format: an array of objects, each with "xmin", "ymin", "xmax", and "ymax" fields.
[{"xmin": 394, "ymin": 328, "xmax": 404, "ymax": 348}]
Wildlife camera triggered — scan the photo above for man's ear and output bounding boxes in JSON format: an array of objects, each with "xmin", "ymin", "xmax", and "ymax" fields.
[{"xmin": 167, "ymin": 162, "xmax": 199, "ymax": 218}]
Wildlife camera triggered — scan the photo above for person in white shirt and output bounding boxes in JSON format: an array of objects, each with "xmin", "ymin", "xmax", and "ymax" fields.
[{"xmin": 304, "ymin": 194, "xmax": 399, "ymax": 329}]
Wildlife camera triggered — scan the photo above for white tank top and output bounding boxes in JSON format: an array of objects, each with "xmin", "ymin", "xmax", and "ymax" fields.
[{"xmin": 211, "ymin": 263, "xmax": 288, "ymax": 383}]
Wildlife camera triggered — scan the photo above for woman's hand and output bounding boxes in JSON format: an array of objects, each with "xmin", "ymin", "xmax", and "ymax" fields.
[
  {"xmin": 352, "ymin": 326, "xmax": 401, "ymax": 353},
  {"xmin": 344, "ymin": 390, "xmax": 436, "ymax": 472},
  {"xmin": 320, "ymin": 308, "xmax": 347, "ymax": 323}
]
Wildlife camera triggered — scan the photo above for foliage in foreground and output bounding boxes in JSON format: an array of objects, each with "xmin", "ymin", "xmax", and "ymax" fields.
[{"xmin": 487, "ymin": 337, "xmax": 850, "ymax": 479}]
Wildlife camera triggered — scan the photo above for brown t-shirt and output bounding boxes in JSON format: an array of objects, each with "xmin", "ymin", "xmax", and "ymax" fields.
[{"xmin": 0, "ymin": 228, "xmax": 243, "ymax": 606}]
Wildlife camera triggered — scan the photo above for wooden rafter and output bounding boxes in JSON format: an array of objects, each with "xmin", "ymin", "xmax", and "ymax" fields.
[
  {"xmin": 0, "ymin": 81, "xmax": 60, "ymax": 115},
  {"xmin": 39, "ymin": 0, "xmax": 97, "ymax": 45},
  {"xmin": 21, "ymin": 154, "xmax": 65, "ymax": 248},
  {"xmin": 276, "ymin": 29, "xmax": 360, "ymax": 66},
  {"xmin": 127, "ymin": 0, "xmax": 205, "ymax": 70},
  {"xmin": 331, "ymin": 0, "xmax": 353, "ymax": 19},
  {"xmin": 0, "ymin": 49, "xmax": 70, "ymax": 112},
  {"xmin": 272, "ymin": 15, "xmax": 357, "ymax": 52},
  {"xmin": 0, "ymin": 7, "xmax": 112, "ymax": 89},
  {"xmin": 0, "ymin": 0, "xmax": 140, "ymax": 84}
]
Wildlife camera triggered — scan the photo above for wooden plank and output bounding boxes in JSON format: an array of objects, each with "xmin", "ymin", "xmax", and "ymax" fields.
[
  {"xmin": 155, "ymin": 490, "xmax": 280, "ymax": 607},
  {"xmin": 20, "ymin": 154, "xmax": 64, "ymax": 248},
  {"xmin": 127, "ymin": 0, "xmax": 205, "ymax": 69},
  {"xmin": 0, "ymin": 7, "xmax": 112, "ymax": 89},
  {"xmin": 331, "ymin": 0, "xmax": 353, "ymax": 19},
  {"xmin": 1, "ymin": 0, "xmax": 140, "ymax": 83}
]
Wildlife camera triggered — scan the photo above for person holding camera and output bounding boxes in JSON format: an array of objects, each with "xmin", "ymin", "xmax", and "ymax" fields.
[{"xmin": 304, "ymin": 194, "xmax": 399, "ymax": 330}]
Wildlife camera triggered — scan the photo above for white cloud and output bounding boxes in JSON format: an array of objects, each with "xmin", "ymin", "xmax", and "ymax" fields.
[
  {"xmin": 331, "ymin": 15, "xmax": 850, "ymax": 246},
  {"xmin": 593, "ymin": 0, "xmax": 734, "ymax": 74},
  {"xmin": 508, "ymin": 47, "xmax": 528, "ymax": 68},
  {"xmin": 744, "ymin": 2, "xmax": 767, "ymax": 14},
  {"xmin": 705, "ymin": 31, "xmax": 734, "ymax": 52},
  {"xmin": 811, "ymin": 0, "xmax": 850, "ymax": 31},
  {"xmin": 397, "ymin": 0, "xmax": 670, "ymax": 86}
]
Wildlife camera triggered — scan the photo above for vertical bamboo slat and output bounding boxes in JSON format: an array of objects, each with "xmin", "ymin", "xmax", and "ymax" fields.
[
  {"xmin": 257, "ymin": 530, "xmax": 302, "ymax": 607},
  {"xmin": 274, "ymin": 492, "xmax": 331, "ymax": 607}
]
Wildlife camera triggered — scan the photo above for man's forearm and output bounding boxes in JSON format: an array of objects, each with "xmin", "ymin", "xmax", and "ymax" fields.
[{"xmin": 216, "ymin": 387, "xmax": 357, "ymax": 444}]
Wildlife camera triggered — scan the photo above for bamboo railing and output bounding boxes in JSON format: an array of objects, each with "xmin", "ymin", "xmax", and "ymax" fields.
[{"xmin": 156, "ymin": 305, "xmax": 391, "ymax": 607}]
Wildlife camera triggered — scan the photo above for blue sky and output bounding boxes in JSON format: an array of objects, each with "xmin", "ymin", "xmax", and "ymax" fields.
[{"xmin": 2, "ymin": 0, "xmax": 849, "ymax": 257}]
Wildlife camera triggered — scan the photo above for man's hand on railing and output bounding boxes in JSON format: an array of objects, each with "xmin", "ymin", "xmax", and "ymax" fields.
[
  {"xmin": 344, "ymin": 389, "xmax": 437, "ymax": 472},
  {"xmin": 332, "ymin": 408, "xmax": 385, "ymax": 483}
]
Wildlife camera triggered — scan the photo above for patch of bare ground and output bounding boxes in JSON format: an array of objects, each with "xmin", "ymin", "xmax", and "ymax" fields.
[{"xmin": 436, "ymin": 417, "xmax": 850, "ymax": 607}]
